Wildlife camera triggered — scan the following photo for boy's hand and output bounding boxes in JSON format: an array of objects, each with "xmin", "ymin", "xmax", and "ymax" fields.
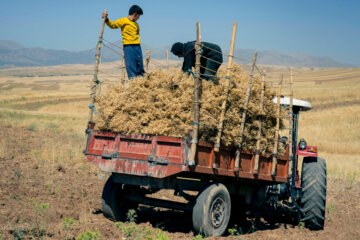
[{"xmin": 102, "ymin": 11, "xmax": 108, "ymax": 19}]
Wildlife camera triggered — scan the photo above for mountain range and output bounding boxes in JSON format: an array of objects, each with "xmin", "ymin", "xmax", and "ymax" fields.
[{"xmin": 0, "ymin": 40, "xmax": 355, "ymax": 69}]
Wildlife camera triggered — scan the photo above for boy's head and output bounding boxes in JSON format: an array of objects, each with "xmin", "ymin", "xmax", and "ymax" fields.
[{"xmin": 129, "ymin": 5, "xmax": 143, "ymax": 21}]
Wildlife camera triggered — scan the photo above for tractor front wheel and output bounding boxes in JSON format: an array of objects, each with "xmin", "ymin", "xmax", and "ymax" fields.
[{"xmin": 301, "ymin": 157, "xmax": 327, "ymax": 230}]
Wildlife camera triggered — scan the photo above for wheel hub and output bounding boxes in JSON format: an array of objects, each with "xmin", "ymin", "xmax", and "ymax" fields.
[{"xmin": 210, "ymin": 196, "xmax": 225, "ymax": 228}]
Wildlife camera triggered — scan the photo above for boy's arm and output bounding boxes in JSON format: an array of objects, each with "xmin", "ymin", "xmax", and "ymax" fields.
[
  {"xmin": 105, "ymin": 18, "xmax": 124, "ymax": 29},
  {"xmin": 102, "ymin": 10, "xmax": 123, "ymax": 29}
]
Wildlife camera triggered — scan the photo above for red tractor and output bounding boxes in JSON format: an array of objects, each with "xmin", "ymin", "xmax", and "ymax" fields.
[{"xmin": 84, "ymin": 96, "xmax": 326, "ymax": 236}]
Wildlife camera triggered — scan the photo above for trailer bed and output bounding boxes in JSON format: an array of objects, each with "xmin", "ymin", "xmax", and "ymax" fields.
[{"xmin": 84, "ymin": 129, "xmax": 289, "ymax": 183}]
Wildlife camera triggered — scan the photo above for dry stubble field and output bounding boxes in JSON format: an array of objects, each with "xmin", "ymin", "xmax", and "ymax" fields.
[{"xmin": 0, "ymin": 61, "xmax": 359, "ymax": 239}]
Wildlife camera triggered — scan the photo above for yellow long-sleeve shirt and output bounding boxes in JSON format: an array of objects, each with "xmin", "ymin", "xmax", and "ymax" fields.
[{"xmin": 106, "ymin": 17, "xmax": 140, "ymax": 45}]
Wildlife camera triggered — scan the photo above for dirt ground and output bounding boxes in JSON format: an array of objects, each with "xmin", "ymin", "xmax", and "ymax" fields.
[{"xmin": 0, "ymin": 124, "xmax": 359, "ymax": 240}]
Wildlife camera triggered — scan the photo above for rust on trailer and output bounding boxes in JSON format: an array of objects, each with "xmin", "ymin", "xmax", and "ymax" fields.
[{"xmin": 84, "ymin": 130, "xmax": 289, "ymax": 183}]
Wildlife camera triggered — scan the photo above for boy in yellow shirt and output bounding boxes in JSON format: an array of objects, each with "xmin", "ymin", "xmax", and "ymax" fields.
[{"xmin": 102, "ymin": 5, "xmax": 145, "ymax": 79}]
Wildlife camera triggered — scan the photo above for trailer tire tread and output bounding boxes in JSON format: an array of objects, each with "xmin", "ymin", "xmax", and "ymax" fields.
[
  {"xmin": 102, "ymin": 175, "xmax": 138, "ymax": 221},
  {"xmin": 192, "ymin": 183, "xmax": 231, "ymax": 237}
]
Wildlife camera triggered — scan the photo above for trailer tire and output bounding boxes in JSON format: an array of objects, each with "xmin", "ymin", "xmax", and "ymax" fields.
[
  {"xmin": 102, "ymin": 175, "xmax": 138, "ymax": 221},
  {"xmin": 192, "ymin": 183, "xmax": 231, "ymax": 237},
  {"xmin": 301, "ymin": 157, "xmax": 327, "ymax": 230}
]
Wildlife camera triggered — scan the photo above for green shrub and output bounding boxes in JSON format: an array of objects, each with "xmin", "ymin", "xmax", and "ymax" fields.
[
  {"xmin": 298, "ymin": 221, "xmax": 305, "ymax": 229},
  {"xmin": 62, "ymin": 217, "xmax": 75, "ymax": 229},
  {"xmin": 228, "ymin": 224, "xmax": 242, "ymax": 236},
  {"xmin": 193, "ymin": 234, "xmax": 206, "ymax": 240},
  {"xmin": 115, "ymin": 222, "xmax": 139, "ymax": 239},
  {"xmin": 11, "ymin": 229, "xmax": 25, "ymax": 240},
  {"xmin": 156, "ymin": 230, "xmax": 170, "ymax": 240},
  {"xmin": 28, "ymin": 198, "xmax": 50, "ymax": 232},
  {"xmin": 27, "ymin": 123, "xmax": 37, "ymax": 131},
  {"xmin": 76, "ymin": 230, "xmax": 100, "ymax": 240},
  {"xmin": 115, "ymin": 222, "xmax": 154, "ymax": 240},
  {"xmin": 126, "ymin": 209, "xmax": 137, "ymax": 223}
]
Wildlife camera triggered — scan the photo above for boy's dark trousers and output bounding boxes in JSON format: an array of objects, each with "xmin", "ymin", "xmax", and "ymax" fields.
[{"xmin": 124, "ymin": 44, "xmax": 145, "ymax": 79}]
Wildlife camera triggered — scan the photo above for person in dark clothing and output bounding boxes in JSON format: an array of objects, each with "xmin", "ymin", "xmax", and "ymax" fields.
[{"xmin": 170, "ymin": 41, "xmax": 223, "ymax": 82}]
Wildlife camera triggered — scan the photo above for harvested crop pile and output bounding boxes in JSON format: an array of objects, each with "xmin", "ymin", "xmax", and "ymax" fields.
[{"xmin": 95, "ymin": 64, "xmax": 281, "ymax": 153}]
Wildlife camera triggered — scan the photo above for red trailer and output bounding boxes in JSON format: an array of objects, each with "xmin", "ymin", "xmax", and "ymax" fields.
[{"xmin": 84, "ymin": 97, "xmax": 327, "ymax": 236}]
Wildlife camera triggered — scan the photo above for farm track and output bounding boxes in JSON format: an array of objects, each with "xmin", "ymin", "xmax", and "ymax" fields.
[
  {"xmin": 0, "ymin": 107, "xmax": 87, "ymax": 118},
  {"xmin": 5, "ymin": 97, "xmax": 89, "ymax": 111},
  {"xmin": 313, "ymin": 100, "xmax": 360, "ymax": 111},
  {"xmin": 0, "ymin": 124, "xmax": 359, "ymax": 239}
]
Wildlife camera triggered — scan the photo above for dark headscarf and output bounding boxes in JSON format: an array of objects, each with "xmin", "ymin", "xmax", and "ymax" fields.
[{"xmin": 170, "ymin": 42, "xmax": 184, "ymax": 56}]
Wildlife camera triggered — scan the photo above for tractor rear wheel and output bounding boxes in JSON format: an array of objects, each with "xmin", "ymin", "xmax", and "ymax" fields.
[
  {"xmin": 102, "ymin": 175, "xmax": 139, "ymax": 221},
  {"xmin": 192, "ymin": 183, "xmax": 231, "ymax": 237},
  {"xmin": 300, "ymin": 157, "xmax": 327, "ymax": 230}
]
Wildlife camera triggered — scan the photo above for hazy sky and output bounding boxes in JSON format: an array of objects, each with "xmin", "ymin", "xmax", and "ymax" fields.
[{"xmin": 0, "ymin": 0, "xmax": 359, "ymax": 65}]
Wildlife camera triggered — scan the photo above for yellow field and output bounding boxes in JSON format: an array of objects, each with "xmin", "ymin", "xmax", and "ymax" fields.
[
  {"xmin": 0, "ymin": 62, "xmax": 359, "ymax": 179},
  {"xmin": 291, "ymin": 68, "xmax": 360, "ymax": 177}
]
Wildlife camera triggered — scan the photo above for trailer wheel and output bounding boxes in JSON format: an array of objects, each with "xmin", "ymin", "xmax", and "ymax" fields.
[
  {"xmin": 102, "ymin": 175, "xmax": 138, "ymax": 221},
  {"xmin": 301, "ymin": 157, "xmax": 327, "ymax": 230},
  {"xmin": 192, "ymin": 183, "xmax": 231, "ymax": 237}
]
